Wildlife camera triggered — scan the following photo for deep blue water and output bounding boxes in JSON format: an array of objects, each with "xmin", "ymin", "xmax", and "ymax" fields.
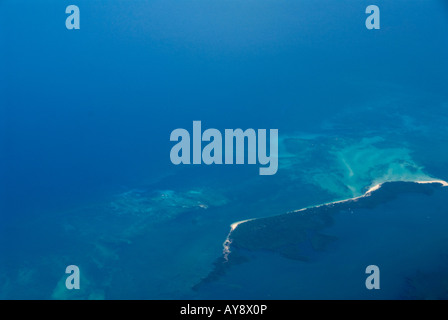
[{"xmin": 1, "ymin": 0, "xmax": 448, "ymax": 299}]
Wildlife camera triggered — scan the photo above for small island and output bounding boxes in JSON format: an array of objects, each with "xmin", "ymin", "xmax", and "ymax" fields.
[{"xmin": 194, "ymin": 179, "xmax": 448, "ymax": 290}]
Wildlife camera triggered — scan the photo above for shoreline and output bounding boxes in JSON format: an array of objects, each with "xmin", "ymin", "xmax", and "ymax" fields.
[{"xmin": 222, "ymin": 179, "xmax": 448, "ymax": 259}]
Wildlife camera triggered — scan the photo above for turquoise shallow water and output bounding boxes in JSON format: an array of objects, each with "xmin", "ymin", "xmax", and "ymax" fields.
[{"xmin": 1, "ymin": 129, "xmax": 448, "ymax": 299}]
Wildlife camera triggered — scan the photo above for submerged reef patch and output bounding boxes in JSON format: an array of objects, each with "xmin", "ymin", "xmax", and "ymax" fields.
[{"xmin": 279, "ymin": 135, "xmax": 436, "ymax": 199}]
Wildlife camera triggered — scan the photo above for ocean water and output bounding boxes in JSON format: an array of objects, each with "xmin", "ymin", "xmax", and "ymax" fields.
[{"xmin": 1, "ymin": 0, "xmax": 448, "ymax": 299}]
